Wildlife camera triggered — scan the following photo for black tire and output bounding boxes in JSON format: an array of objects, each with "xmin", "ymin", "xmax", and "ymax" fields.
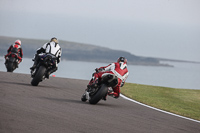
[
  {"xmin": 89, "ymin": 84, "xmax": 108, "ymax": 104},
  {"xmin": 7, "ymin": 62, "xmax": 14, "ymax": 72},
  {"xmin": 31, "ymin": 66, "xmax": 46, "ymax": 86}
]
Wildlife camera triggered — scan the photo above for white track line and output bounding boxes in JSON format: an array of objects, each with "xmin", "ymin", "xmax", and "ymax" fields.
[{"xmin": 120, "ymin": 94, "xmax": 200, "ymax": 123}]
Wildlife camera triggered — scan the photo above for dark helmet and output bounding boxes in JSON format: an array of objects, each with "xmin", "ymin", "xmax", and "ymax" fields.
[
  {"xmin": 117, "ymin": 57, "xmax": 127, "ymax": 64},
  {"xmin": 50, "ymin": 37, "xmax": 58, "ymax": 43}
]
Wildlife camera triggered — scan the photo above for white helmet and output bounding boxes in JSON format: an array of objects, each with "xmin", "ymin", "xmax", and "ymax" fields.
[{"xmin": 15, "ymin": 40, "xmax": 21, "ymax": 45}]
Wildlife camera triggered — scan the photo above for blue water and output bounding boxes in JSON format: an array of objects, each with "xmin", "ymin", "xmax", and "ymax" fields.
[{"xmin": 0, "ymin": 57, "xmax": 199, "ymax": 90}]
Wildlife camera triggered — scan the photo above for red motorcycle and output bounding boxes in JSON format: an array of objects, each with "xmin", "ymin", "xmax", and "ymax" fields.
[
  {"xmin": 81, "ymin": 72, "xmax": 118, "ymax": 104},
  {"xmin": 5, "ymin": 53, "xmax": 19, "ymax": 72}
]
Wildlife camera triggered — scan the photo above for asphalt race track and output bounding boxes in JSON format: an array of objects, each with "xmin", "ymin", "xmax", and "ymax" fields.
[{"xmin": 0, "ymin": 71, "xmax": 199, "ymax": 133}]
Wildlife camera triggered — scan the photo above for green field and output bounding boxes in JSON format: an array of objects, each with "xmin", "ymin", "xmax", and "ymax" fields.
[{"xmin": 121, "ymin": 83, "xmax": 200, "ymax": 121}]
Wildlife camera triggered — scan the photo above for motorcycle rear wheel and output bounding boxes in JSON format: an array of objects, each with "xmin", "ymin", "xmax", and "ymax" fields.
[
  {"xmin": 7, "ymin": 62, "xmax": 14, "ymax": 72},
  {"xmin": 31, "ymin": 66, "xmax": 46, "ymax": 86},
  {"xmin": 89, "ymin": 84, "xmax": 108, "ymax": 104}
]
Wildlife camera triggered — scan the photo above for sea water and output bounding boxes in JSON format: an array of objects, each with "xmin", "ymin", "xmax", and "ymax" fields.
[{"xmin": 0, "ymin": 57, "xmax": 199, "ymax": 90}]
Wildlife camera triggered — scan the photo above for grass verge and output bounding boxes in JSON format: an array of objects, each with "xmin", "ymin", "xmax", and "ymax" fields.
[{"xmin": 121, "ymin": 83, "xmax": 200, "ymax": 121}]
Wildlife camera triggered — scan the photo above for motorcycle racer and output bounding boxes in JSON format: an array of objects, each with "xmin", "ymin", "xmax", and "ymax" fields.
[
  {"xmin": 87, "ymin": 57, "xmax": 129, "ymax": 99},
  {"xmin": 30, "ymin": 37, "xmax": 62, "ymax": 78},
  {"xmin": 4, "ymin": 40, "xmax": 23, "ymax": 65}
]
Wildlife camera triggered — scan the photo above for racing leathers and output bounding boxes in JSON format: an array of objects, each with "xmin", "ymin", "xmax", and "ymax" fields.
[
  {"xmin": 88, "ymin": 62, "xmax": 129, "ymax": 98},
  {"xmin": 5, "ymin": 44, "xmax": 23, "ymax": 64},
  {"xmin": 30, "ymin": 41, "xmax": 62, "ymax": 78}
]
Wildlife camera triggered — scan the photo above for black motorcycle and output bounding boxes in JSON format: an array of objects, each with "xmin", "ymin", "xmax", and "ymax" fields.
[
  {"xmin": 31, "ymin": 53, "xmax": 56, "ymax": 86},
  {"xmin": 5, "ymin": 53, "xmax": 19, "ymax": 72},
  {"xmin": 81, "ymin": 73, "xmax": 118, "ymax": 104}
]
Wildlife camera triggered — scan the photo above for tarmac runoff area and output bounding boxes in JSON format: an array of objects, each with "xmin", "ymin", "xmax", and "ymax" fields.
[{"xmin": 0, "ymin": 71, "xmax": 200, "ymax": 133}]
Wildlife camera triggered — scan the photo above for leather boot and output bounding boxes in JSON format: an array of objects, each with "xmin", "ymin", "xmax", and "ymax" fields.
[{"xmin": 30, "ymin": 54, "xmax": 39, "ymax": 70}]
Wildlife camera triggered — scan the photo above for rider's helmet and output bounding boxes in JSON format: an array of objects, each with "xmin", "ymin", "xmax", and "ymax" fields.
[
  {"xmin": 117, "ymin": 57, "xmax": 127, "ymax": 64},
  {"xmin": 50, "ymin": 37, "xmax": 59, "ymax": 44},
  {"xmin": 15, "ymin": 40, "xmax": 21, "ymax": 45}
]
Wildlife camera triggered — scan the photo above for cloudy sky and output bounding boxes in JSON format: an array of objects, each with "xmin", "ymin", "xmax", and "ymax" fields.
[{"xmin": 0, "ymin": 0, "xmax": 200, "ymax": 62}]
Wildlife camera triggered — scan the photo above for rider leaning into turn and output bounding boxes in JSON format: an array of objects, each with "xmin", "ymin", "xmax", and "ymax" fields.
[
  {"xmin": 87, "ymin": 57, "xmax": 129, "ymax": 99},
  {"xmin": 30, "ymin": 37, "xmax": 62, "ymax": 78},
  {"xmin": 5, "ymin": 39, "xmax": 23, "ymax": 64}
]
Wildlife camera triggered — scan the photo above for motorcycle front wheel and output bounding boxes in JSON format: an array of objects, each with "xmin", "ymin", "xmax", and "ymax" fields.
[{"xmin": 31, "ymin": 66, "xmax": 46, "ymax": 86}]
